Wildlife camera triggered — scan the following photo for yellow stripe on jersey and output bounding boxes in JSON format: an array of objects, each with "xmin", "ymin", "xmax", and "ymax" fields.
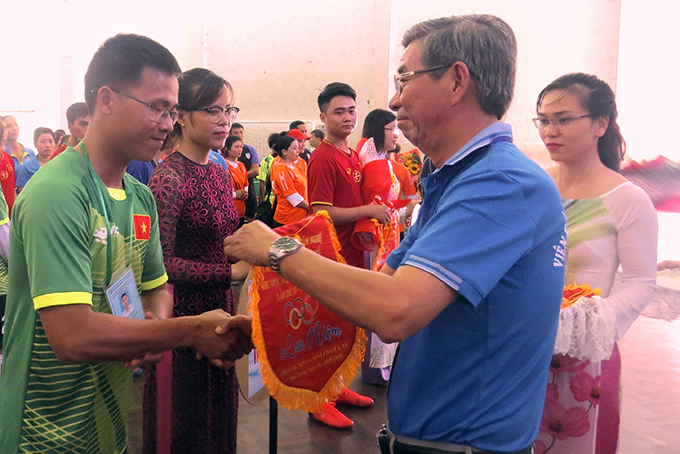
[
  {"xmin": 140, "ymin": 273, "xmax": 168, "ymax": 291},
  {"xmin": 33, "ymin": 292, "xmax": 93, "ymax": 310}
]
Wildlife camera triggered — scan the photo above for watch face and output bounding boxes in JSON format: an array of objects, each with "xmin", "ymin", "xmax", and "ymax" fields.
[{"xmin": 274, "ymin": 237, "xmax": 301, "ymax": 253}]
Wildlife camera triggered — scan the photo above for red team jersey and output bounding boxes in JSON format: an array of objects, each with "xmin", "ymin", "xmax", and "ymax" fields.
[
  {"xmin": 0, "ymin": 149, "xmax": 16, "ymax": 215},
  {"xmin": 307, "ymin": 140, "xmax": 365, "ymax": 268}
]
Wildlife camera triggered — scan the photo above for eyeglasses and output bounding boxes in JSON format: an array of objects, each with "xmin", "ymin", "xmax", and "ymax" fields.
[
  {"xmin": 110, "ymin": 88, "xmax": 179, "ymax": 123},
  {"xmin": 393, "ymin": 64, "xmax": 452, "ymax": 93},
  {"xmin": 384, "ymin": 126, "xmax": 399, "ymax": 135},
  {"xmin": 532, "ymin": 115, "xmax": 590, "ymax": 129},
  {"xmin": 191, "ymin": 106, "xmax": 240, "ymax": 123}
]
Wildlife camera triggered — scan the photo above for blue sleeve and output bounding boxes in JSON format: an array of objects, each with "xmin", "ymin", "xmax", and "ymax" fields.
[
  {"xmin": 209, "ymin": 150, "xmax": 228, "ymax": 169},
  {"xmin": 397, "ymin": 171, "xmax": 536, "ymax": 306},
  {"xmin": 126, "ymin": 161, "xmax": 153, "ymax": 185},
  {"xmin": 15, "ymin": 165, "xmax": 30, "ymax": 188},
  {"xmin": 249, "ymin": 145, "xmax": 261, "ymax": 165},
  {"xmin": 15, "ymin": 158, "xmax": 39, "ymax": 188}
]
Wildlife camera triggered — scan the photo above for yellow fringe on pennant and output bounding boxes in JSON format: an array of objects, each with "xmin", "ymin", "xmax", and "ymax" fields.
[{"xmin": 248, "ymin": 210, "xmax": 367, "ymax": 412}]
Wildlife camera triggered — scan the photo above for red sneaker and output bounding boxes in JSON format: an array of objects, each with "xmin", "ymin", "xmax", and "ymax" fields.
[
  {"xmin": 311, "ymin": 402, "xmax": 354, "ymax": 429},
  {"xmin": 336, "ymin": 388, "xmax": 374, "ymax": 407}
]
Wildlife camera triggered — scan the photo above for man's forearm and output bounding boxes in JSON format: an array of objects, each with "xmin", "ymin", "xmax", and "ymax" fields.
[
  {"xmin": 247, "ymin": 164, "xmax": 259, "ymax": 179},
  {"xmin": 312, "ymin": 204, "xmax": 370, "ymax": 226},
  {"xmin": 40, "ymin": 304, "xmax": 252, "ymax": 365},
  {"xmin": 273, "ymin": 248, "xmax": 455, "ymax": 342}
]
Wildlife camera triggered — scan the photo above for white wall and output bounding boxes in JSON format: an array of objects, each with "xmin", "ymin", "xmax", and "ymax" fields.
[
  {"xmin": 617, "ymin": 0, "xmax": 680, "ymax": 163},
  {"xmin": 1, "ymin": 0, "xmax": 621, "ymax": 162}
]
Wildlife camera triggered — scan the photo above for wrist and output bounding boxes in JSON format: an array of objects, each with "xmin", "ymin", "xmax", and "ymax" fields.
[
  {"xmin": 269, "ymin": 237, "xmax": 303, "ymax": 275},
  {"xmin": 175, "ymin": 316, "xmax": 203, "ymax": 350}
]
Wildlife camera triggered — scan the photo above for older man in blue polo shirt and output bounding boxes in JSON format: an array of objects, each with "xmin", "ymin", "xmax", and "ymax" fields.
[{"xmin": 225, "ymin": 14, "xmax": 565, "ymax": 454}]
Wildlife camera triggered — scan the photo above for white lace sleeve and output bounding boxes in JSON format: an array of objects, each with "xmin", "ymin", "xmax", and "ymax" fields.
[
  {"xmin": 604, "ymin": 183, "xmax": 658, "ymax": 340},
  {"xmin": 554, "ymin": 296, "xmax": 616, "ymax": 361}
]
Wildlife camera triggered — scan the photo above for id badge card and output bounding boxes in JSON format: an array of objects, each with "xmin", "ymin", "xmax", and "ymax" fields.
[{"xmin": 105, "ymin": 266, "xmax": 144, "ymax": 319}]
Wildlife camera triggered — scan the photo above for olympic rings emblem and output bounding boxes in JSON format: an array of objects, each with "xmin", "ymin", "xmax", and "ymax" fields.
[{"xmin": 284, "ymin": 297, "xmax": 318, "ymax": 330}]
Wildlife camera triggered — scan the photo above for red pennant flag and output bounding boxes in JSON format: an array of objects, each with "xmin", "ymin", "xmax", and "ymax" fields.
[{"xmin": 250, "ymin": 211, "xmax": 366, "ymax": 412}]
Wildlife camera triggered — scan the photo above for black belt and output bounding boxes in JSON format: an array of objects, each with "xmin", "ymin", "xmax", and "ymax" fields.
[{"xmin": 377, "ymin": 425, "xmax": 534, "ymax": 454}]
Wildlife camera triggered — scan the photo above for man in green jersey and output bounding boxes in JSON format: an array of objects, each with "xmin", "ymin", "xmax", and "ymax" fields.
[{"xmin": 0, "ymin": 34, "xmax": 252, "ymax": 454}]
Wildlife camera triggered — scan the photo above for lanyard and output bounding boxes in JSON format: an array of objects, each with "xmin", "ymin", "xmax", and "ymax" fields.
[{"xmin": 76, "ymin": 143, "xmax": 134, "ymax": 286}]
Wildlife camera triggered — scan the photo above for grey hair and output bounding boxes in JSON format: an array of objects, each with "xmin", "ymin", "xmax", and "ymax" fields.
[{"xmin": 402, "ymin": 14, "xmax": 517, "ymax": 120}]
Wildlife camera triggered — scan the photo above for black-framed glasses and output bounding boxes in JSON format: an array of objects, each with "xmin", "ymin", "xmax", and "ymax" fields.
[
  {"xmin": 393, "ymin": 64, "xmax": 452, "ymax": 93},
  {"xmin": 532, "ymin": 115, "xmax": 591, "ymax": 129},
  {"xmin": 110, "ymin": 88, "xmax": 179, "ymax": 123},
  {"xmin": 191, "ymin": 106, "xmax": 240, "ymax": 123}
]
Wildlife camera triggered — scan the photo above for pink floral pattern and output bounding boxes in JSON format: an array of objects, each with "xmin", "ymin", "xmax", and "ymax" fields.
[
  {"xmin": 540, "ymin": 399, "xmax": 591, "ymax": 440},
  {"xmin": 550, "ymin": 354, "xmax": 590, "ymax": 374},
  {"xmin": 144, "ymin": 152, "xmax": 240, "ymax": 454},
  {"xmin": 536, "ymin": 354, "xmax": 600, "ymax": 454},
  {"xmin": 570, "ymin": 372, "xmax": 601, "ymax": 405}
]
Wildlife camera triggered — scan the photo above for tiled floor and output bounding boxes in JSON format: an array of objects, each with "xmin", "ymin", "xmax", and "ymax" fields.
[
  {"xmin": 618, "ymin": 316, "xmax": 680, "ymax": 454},
  {"xmin": 126, "ymin": 312, "xmax": 680, "ymax": 453}
]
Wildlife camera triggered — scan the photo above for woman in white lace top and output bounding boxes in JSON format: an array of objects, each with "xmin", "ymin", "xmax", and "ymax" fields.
[{"xmin": 532, "ymin": 73, "xmax": 657, "ymax": 454}]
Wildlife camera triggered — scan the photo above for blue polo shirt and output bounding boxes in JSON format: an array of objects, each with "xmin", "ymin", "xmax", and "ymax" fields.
[
  {"xmin": 385, "ymin": 123, "xmax": 565, "ymax": 451},
  {"xmin": 14, "ymin": 155, "xmax": 40, "ymax": 188}
]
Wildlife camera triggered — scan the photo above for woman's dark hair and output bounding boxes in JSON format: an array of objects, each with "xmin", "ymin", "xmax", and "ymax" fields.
[
  {"xmin": 361, "ymin": 108, "xmax": 396, "ymax": 151},
  {"xmin": 173, "ymin": 68, "xmax": 233, "ymax": 137},
  {"xmin": 267, "ymin": 132, "xmax": 280, "ymax": 149},
  {"xmin": 537, "ymin": 72, "xmax": 624, "ymax": 172},
  {"xmin": 273, "ymin": 135, "xmax": 296, "ymax": 157},
  {"xmin": 224, "ymin": 135, "xmax": 243, "ymax": 152}
]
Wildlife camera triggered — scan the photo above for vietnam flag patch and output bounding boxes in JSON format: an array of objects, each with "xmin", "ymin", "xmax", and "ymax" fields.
[{"xmin": 133, "ymin": 214, "xmax": 151, "ymax": 240}]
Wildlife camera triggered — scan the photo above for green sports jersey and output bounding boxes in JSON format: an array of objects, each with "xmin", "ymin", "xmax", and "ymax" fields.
[
  {"xmin": 0, "ymin": 188, "xmax": 9, "ymax": 295},
  {"xmin": 0, "ymin": 146, "xmax": 167, "ymax": 454}
]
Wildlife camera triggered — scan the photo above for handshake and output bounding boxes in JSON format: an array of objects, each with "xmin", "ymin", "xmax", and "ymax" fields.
[
  {"xmin": 193, "ymin": 310, "xmax": 254, "ymax": 369},
  {"xmin": 124, "ymin": 310, "xmax": 254, "ymax": 371}
]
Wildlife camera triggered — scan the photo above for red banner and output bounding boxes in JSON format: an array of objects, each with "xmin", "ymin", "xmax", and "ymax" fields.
[{"xmin": 249, "ymin": 211, "xmax": 366, "ymax": 411}]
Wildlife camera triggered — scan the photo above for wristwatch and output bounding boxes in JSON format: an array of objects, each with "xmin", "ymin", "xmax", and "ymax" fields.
[{"xmin": 268, "ymin": 237, "xmax": 303, "ymax": 275}]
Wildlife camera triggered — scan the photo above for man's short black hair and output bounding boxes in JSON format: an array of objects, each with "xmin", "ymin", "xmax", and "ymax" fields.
[
  {"xmin": 230, "ymin": 123, "xmax": 244, "ymax": 131},
  {"xmin": 84, "ymin": 34, "xmax": 181, "ymax": 112},
  {"xmin": 66, "ymin": 102, "xmax": 89, "ymax": 124},
  {"xmin": 317, "ymin": 82, "xmax": 356, "ymax": 113},
  {"xmin": 289, "ymin": 120, "xmax": 306, "ymax": 130},
  {"xmin": 310, "ymin": 129, "xmax": 325, "ymax": 140}
]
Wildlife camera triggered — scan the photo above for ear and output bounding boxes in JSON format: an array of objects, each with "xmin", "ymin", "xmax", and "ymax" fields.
[
  {"xmin": 177, "ymin": 111, "xmax": 188, "ymax": 128},
  {"xmin": 448, "ymin": 61, "xmax": 473, "ymax": 105},
  {"xmin": 594, "ymin": 116, "xmax": 609, "ymax": 139},
  {"xmin": 96, "ymin": 86, "xmax": 116, "ymax": 116},
  {"xmin": 319, "ymin": 111, "xmax": 326, "ymax": 125}
]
